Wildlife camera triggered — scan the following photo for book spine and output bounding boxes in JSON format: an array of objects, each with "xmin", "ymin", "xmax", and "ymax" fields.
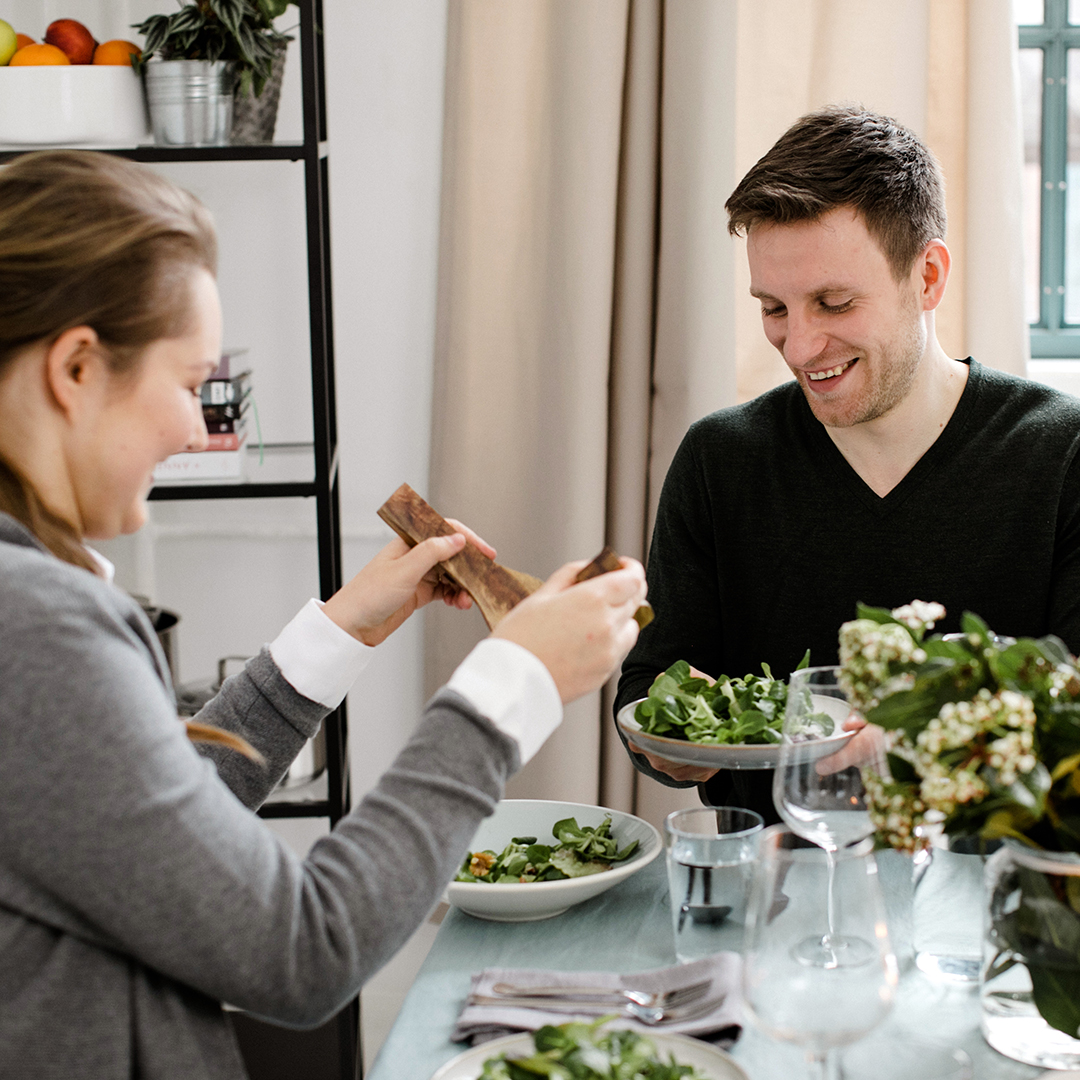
[
  {"xmin": 153, "ymin": 449, "xmax": 245, "ymax": 482},
  {"xmin": 203, "ymin": 432, "xmax": 246, "ymax": 451},
  {"xmin": 202, "ymin": 399, "xmax": 249, "ymax": 424},
  {"xmin": 201, "ymin": 372, "xmax": 252, "ymax": 406}
]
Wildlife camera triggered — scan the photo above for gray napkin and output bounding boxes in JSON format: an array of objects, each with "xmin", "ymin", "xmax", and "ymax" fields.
[{"xmin": 451, "ymin": 953, "xmax": 743, "ymax": 1047}]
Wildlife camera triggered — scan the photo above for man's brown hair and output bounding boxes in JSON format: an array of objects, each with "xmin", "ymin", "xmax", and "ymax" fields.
[{"xmin": 725, "ymin": 104, "xmax": 947, "ymax": 280}]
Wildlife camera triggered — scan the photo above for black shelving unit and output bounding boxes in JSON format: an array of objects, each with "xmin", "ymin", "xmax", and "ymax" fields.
[{"xmin": 2, "ymin": 2, "xmax": 357, "ymax": 1076}]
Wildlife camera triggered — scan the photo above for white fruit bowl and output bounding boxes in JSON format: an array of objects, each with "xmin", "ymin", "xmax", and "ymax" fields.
[
  {"xmin": 0, "ymin": 66, "xmax": 149, "ymax": 147},
  {"xmin": 445, "ymin": 799, "xmax": 662, "ymax": 923}
]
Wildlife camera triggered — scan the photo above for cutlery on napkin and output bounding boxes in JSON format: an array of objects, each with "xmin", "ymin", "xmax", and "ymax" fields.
[{"xmin": 452, "ymin": 954, "xmax": 743, "ymax": 1047}]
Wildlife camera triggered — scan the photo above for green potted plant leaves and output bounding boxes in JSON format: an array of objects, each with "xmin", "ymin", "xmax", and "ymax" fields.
[{"xmin": 132, "ymin": 0, "xmax": 294, "ymax": 145}]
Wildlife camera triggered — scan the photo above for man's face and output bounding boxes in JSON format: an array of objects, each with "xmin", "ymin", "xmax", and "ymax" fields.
[{"xmin": 747, "ymin": 206, "xmax": 928, "ymax": 429}]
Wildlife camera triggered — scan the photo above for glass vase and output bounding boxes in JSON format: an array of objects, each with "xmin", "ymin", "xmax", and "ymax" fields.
[{"xmin": 981, "ymin": 839, "xmax": 1080, "ymax": 1068}]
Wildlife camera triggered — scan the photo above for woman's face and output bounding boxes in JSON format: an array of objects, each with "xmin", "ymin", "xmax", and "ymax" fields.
[{"xmin": 73, "ymin": 268, "xmax": 222, "ymax": 539}]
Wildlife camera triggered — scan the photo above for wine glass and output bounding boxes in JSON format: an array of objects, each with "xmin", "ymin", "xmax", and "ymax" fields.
[
  {"xmin": 742, "ymin": 825, "xmax": 898, "ymax": 1080},
  {"xmin": 774, "ymin": 665, "xmax": 885, "ymax": 968}
]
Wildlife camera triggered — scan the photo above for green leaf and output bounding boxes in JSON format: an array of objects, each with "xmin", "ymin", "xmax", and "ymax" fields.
[
  {"xmin": 549, "ymin": 849, "xmax": 611, "ymax": 878},
  {"xmin": 960, "ymin": 610, "xmax": 992, "ymax": 646},
  {"xmin": 855, "ymin": 603, "xmax": 899, "ymax": 625},
  {"xmin": 1029, "ymin": 961, "xmax": 1080, "ymax": 1038},
  {"xmin": 1039, "ymin": 635, "xmax": 1074, "ymax": 667},
  {"xmin": 885, "ymin": 752, "xmax": 918, "ymax": 784}
]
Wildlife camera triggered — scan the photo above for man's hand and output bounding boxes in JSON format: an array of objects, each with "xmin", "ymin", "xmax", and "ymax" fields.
[
  {"xmin": 635, "ymin": 663, "xmax": 718, "ymax": 782},
  {"xmin": 814, "ymin": 714, "xmax": 886, "ymax": 775},
  {"xmin": 640, "ymin": 750, "xmax": 719, "ymax": 784}
]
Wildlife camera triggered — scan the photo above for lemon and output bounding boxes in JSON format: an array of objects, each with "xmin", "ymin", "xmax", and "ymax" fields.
[{"xmin": 0, "ymin": 19, "xmax": 17, "ymax": 66}]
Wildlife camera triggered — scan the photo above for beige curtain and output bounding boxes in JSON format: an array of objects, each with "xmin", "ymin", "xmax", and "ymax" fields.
[
  {"xmin": 426, "ymin": 0, "xmax": 1027, "ymax": 831},
  {"xmin": 736, "ymin": 0, "xmax": 1029, "ymax": 401}
]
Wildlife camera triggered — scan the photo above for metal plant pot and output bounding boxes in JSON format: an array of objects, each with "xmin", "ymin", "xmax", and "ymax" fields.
[{"xmin": 144, "ymin": 59, "xmax": 236, "ymax": 146}]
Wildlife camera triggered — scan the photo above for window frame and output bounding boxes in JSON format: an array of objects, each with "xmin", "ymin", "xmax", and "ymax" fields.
[{"xmin": 1020, "ymin": 0, "xmax": 1080, "ymax": 356}]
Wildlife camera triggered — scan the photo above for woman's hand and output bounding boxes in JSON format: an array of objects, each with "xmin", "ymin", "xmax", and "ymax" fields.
[
  {"xmin": 492, "ymin": 556, "xmax": 648, "ymax": 704},
  {"xmin": 322, "ymin": 519, "xmax": 495, "ymax": 647}
]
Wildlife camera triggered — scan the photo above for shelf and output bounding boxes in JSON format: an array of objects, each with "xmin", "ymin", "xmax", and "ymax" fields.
[
  {"xmin": 0, "ymin": 142, "xmax": 328, "ymax": 165},
  {"xmin": 259, "ymin": 769, "xmax": 330, "ymax": 818},
  {"xmin": 149, "ymin": 442, "xmax": 338, "ymax": 501}
]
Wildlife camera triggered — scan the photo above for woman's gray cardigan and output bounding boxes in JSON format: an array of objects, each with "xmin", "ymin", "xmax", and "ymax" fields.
[{"xmin": 0, "ymin": 513, "xmax": 519, "ymax": 1079}]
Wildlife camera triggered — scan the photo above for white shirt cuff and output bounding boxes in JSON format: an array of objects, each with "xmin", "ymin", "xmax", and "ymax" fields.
[
  {"xmin": 269, "ymin": 598, "xmax": 374, "ymax": 709},
  {"xmin": 447, "ymin": 638, "xmax": 562, "ymax": 766}
]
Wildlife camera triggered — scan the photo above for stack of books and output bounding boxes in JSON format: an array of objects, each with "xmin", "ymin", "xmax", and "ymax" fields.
[{"xmin": 154, "ymin": 352, "xmax": 253, "ymax": 484}]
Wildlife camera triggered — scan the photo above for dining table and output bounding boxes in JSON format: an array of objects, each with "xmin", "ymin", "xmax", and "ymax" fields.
[{"xmin": 365, "ymin": 846, "xmax": 1047, "ymax": 1080}]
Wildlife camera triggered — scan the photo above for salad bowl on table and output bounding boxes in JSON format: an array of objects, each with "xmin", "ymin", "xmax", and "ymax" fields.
[{"xmin": 445, "ymin": 799, "xmax": 661, "ymax": 922}]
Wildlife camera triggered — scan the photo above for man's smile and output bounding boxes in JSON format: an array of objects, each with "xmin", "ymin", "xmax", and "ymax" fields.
[{"xmin": 806, "ymin": 358, "xmax": 858, "ymax": 382}]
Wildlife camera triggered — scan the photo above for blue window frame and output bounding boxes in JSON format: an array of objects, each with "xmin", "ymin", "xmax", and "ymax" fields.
[{"xmin": 1017, "ymin": 0, "xmax": 1080, "ymax": 357}]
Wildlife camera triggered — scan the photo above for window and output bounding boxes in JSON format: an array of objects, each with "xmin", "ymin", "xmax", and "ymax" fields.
[{"xmin": 1016, "ymin": 0, "xmax": 1080, "ymax": 359}]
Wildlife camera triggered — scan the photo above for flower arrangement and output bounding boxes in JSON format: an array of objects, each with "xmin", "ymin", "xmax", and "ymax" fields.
[
  {"xmin": 837, "ymin": 601, "xmax": 1080, "ymax": 854},
  {"xmin": 838, "ymin": 601, "xmax": 1080, "ymax": 1045}
]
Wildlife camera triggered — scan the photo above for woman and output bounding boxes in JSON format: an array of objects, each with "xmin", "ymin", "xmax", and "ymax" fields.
[{"xmin": 0, "ymin": 151, "xmax": 647, "ymax": 1080}]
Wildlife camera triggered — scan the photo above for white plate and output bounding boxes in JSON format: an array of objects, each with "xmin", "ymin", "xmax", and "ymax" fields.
[
  {"xmin": 445, "ymin": 799, "xmax": 661, "ymax": 922},
  {"xmin": 429, "ymin": 1029, "xmax": 749, "ymax": 1080},
  {"xmin": 617, "ymin": 695, "xmax": 855, "ymax": 771}
]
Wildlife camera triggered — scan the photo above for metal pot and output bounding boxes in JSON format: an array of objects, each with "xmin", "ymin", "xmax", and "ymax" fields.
[
  {"xmin": 177, "ymin": 655, "xmax": 326, "ymax": 789},
  {"xmin": 144, "ymin": 59, "xmax": 236, "ymax": 146},
  {"xmin": 132, "ymin": 594, "xmax": 180, "ymax": 686}
]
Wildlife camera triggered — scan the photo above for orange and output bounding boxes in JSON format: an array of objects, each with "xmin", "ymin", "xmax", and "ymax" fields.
[
  {"xmin": 15, "ymin": 34, "xmax": 34, "ymax": 50},
  {"xmin": 93, "ymin": 39, "xmax": 141, "ymax": 66},
  {"xmin": 9, "ymin": 43, "xmax": 70, "ymax": 65}
]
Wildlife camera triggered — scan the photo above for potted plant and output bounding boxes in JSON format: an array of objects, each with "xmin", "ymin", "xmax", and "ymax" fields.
[
  {"xmin": 132, "ymin": 0, "xmax": 293, "ymax": 145},
  {"xmin": 837, "ymin": 601, "xmax": 1080, "ymax": 1068}
]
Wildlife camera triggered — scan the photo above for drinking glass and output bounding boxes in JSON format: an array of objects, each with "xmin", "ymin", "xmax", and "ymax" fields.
[
  {"xmin": 742, "ymin": 825, "xmax": 898, "ymax": 1080},
  {"xmin": 664, "ymin": 806, "xmax": 763, "ymax": 962},
  {"xmin": 774, "ymin": 665, "xmax": 885, "ymax": 968}
]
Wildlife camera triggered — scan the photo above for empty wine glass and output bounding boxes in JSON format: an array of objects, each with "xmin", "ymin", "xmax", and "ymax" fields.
[
  {"xmin": 742, "ymin": 825, "xmax": 898, "ymax": 1080},
  {"xmin": 774, "ymin": 665, "xmax": 886, "ymax": 968}
]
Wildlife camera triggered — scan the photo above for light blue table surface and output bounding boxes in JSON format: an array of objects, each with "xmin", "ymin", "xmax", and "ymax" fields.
[{"xmin": 366, "ymin": 850, "xmax": 1045, "ymax": 1080}]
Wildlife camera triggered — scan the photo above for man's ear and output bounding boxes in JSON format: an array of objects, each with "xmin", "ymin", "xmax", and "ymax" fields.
[
  {"xmin": 916, "ymin": 239, "xmax": 951, "ymax": 312},
  {"xmin": 44, "ymin": 326, "xmax": 104, "ymax": 418}
]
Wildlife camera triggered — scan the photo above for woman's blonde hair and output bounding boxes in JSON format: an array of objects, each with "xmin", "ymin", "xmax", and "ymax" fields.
[{"xmin": 0, "ymin": 150, "xmax": 217, "ymax": 571}]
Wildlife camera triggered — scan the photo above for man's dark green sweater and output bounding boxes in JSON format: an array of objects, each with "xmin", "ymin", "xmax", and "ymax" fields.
[{"xmin": 615, "ymin": 360, "xmax": 1080, "ymax": 815}]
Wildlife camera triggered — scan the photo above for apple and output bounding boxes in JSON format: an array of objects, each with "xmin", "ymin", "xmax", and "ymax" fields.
[
  {"xmin": 44, "ymin": 19, "xmax": 96, "ymax": 65},
  {"xmin": 0, "ymin": 19, "xmax": 17, "ymax": 66}
]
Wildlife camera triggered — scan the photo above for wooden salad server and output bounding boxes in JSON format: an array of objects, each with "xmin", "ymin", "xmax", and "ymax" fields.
[{"xmin": 377, "ymin": 483, "xmax": 653, "ymax": 631}]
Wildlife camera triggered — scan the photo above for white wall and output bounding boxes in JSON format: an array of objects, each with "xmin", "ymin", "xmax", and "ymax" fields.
[{"xmin": 65, "ymin": 0, "xmax": 452, "ymax": 846}]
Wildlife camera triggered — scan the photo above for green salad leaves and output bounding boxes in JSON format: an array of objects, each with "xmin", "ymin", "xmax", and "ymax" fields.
[
  {"xmin": 633, "ymin": 654, "xmax": 823, "ymax": 745},
  {"xmin": 478, "ymin": 1018, "xmax": 706, "ymax": 1079},
  {"xmin": 455, "ymin": 816, "xmax": 639, "ymax": 884}
]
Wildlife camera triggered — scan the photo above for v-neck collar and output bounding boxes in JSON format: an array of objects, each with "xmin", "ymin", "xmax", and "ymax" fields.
[{"xmin": 801, "ymin": 358, "xmax": 981, "ymax": 515}]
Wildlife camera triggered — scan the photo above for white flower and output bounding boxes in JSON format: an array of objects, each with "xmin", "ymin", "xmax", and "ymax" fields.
[
  {"xmin": 890, "ymin": 601, "xmax": 947, "ymax": 633},
  {"xmin": 839, "ymin": 619, "xmax": 925, "ymax": 711}
]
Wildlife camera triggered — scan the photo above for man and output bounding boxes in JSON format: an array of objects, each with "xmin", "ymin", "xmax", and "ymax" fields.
[{"xmin": 615, "ymin": 105, "xmax": 1080, "ymax": 818}]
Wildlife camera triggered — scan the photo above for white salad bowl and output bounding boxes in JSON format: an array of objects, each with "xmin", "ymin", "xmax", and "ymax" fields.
[
  {"xmin": 445, "ymin": 799, "xmax": 662, "ymax": 922},
  {"xmin": 617, "ymin": 695, "xmax": 855, "ymax": 771}
]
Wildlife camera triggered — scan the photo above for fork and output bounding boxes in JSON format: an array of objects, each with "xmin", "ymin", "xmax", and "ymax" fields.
[
  {"xmin": 489, "ymin": 977, "xmax": 711, "ymax": 1009},
  {"xmin": 467, "ymin": 991, "xmax": 727, "ymax": 1026}
]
